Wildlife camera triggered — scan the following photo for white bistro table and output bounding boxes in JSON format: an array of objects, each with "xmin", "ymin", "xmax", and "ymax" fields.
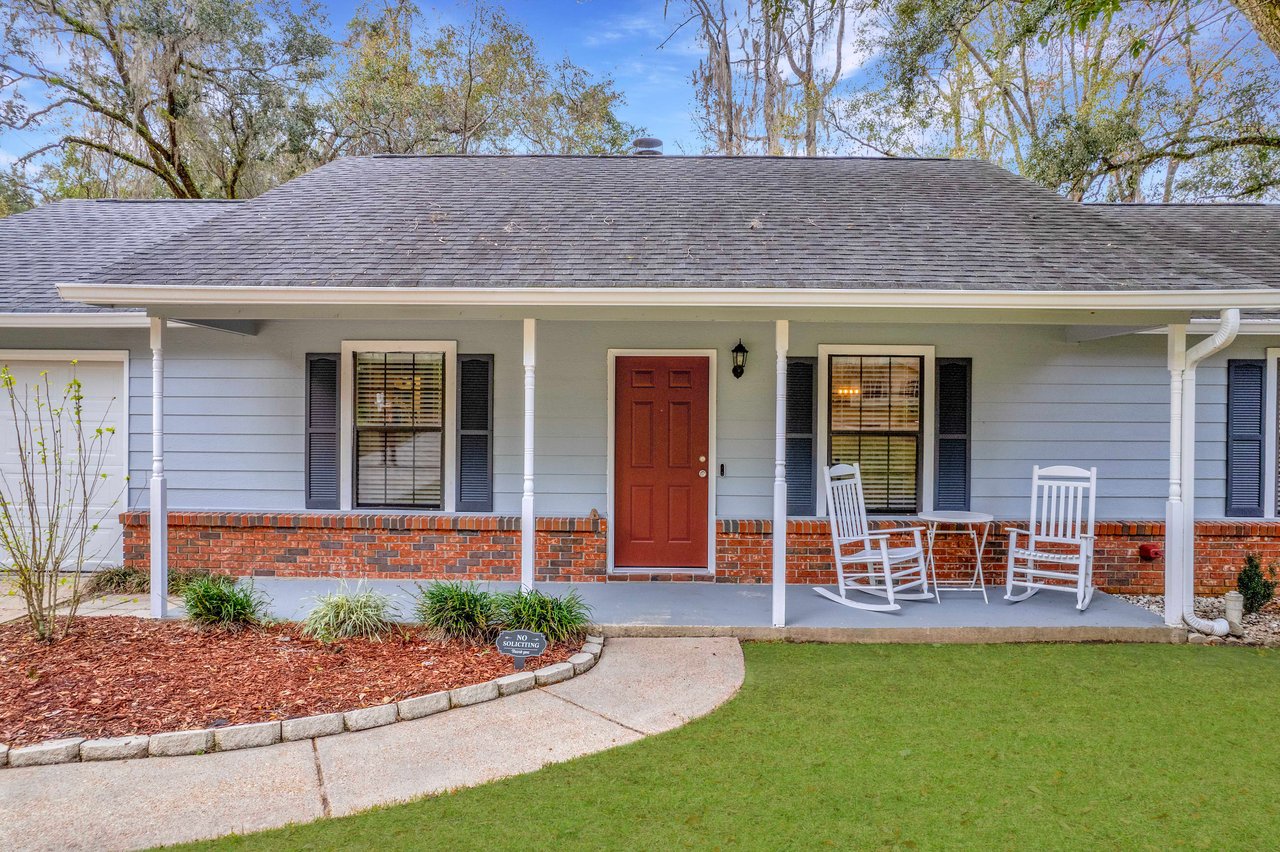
[{"xmin": 918, "ymin": 510, "xmax": 994, "ymax": 604}]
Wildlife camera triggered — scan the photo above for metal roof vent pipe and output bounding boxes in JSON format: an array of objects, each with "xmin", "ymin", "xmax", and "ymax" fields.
[{"xmin": 631, "ymin": 137, "xmax": 663, "ymax": 156}]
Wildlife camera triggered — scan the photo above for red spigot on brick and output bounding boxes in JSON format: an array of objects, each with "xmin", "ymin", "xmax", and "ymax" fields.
[{"xmin": 1138, "ymin": 543, "xmax": 1162, "ymax": 562}]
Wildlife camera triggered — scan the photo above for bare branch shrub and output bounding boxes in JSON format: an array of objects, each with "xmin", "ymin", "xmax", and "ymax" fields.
[{"xmin": 0, "ymin": 362, "xmax": 123, "ymax": 641}]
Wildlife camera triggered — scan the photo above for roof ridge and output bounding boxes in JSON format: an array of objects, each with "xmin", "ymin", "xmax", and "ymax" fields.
[{"xmin": 363, "ymin": 152, "xmax": 961, "ymax": 162}]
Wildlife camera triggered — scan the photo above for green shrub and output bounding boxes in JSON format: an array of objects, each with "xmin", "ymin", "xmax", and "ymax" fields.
[
  {"xmin": 86, "ymin": 566, "xmax": 221, "ymax": 597},
  {"xmin": 87, "ymin": 565, "xmax": 149, "ymax": 596},
  {"xmin": 302, "ymin": 584, "xmax": 396, "ymax": 642},
  {"xmin": 414, "ymin": 582, "xmax": 500, "ymax": 643},
  {"xmin": 182, "ymin": 576, "xmax": 267, "ymax": 629},
  {"xmin": 496, "ymin": 588, "xmax": 592, "ymax": 644},
  {"xmin": 1238, "ymin": 554, "xmax": 1278, "ymax": 615}
]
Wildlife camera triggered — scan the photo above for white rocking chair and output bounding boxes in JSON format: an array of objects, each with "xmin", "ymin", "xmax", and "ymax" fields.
[
  {"xmin": 814, "ymin": 464, "xmax": 933, "ymax": 612},
  {"xmin": 1005, "ymin": 465, "xmax": 1097, "ymax": 611}
]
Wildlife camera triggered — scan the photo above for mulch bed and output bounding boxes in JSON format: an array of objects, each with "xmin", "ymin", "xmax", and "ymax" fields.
[{"xmin": 0, "ymin": 616, "xmax": 575, "ymax": 748}]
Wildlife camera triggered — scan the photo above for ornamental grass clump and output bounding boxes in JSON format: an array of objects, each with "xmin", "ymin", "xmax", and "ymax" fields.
[
  {"xmin": 1238, "ymin": 554, "xmax": 1278, "ymax": 615},
  {"xmin": 497, "ymin": 588, "xmax": 592, "ymax": 644},
  {"xmin": 182, "ymin": 575, "xmax": 267, "ymax": 630},
  {"xmin": 302, "ymin": 583, "xmax": 396, "ymax": 643},
  {"xmin": 86, "ymin": 566, "xmax": 216, "ymax": 597},
  {"xmin": 414, "ymin": 581, "xmax": 501, "ymax": 643}
]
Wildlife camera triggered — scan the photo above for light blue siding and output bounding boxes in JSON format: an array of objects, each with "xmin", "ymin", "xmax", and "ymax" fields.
[{"xmin": 1, "ymin": 319, "xmax": 1274, "ymax": 521}]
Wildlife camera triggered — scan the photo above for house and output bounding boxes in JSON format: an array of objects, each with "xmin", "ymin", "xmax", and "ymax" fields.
[{"xmin": 2, "ymin": 155, "xmax": 1279, "ymax": 631}]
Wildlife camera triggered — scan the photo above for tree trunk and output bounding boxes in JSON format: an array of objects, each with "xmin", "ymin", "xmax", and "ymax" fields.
[{"xmin": 1234, "ymin": 0, "xmax": 1280, "ymax": 61}]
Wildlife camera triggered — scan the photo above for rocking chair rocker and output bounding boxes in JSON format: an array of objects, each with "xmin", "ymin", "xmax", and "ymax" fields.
[{"xmin": 813, "ymin": 464, "xmax": 933, "ymax": 612}]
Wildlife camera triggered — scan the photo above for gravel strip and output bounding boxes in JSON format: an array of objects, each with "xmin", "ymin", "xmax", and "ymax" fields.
[{"xmin": 1118, "ymin": 594, "xmax": 1280, "ymax": 646}]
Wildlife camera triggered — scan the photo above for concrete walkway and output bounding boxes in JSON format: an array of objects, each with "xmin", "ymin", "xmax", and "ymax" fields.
[
  {"xmin": 0, "ymin": 638, "xmax": 744, "ymax": 852},
  {"xmin": 0, "ymin": 577, "xmax": 183, "ymax": 624}
]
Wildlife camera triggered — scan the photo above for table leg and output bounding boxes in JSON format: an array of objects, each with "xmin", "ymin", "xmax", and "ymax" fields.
[
  {"xmin": 974, "ymin": 522, "xmax": 990, "ymax": 604},
  {"xmin": 926, "ymin": 522, "xmax": 940, "ymax": 603}
]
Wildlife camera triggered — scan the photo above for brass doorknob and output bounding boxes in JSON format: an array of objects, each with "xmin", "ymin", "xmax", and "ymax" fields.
[{"xmin": 698, "ymin": 470, "xmax": 707, "ymax": 478}]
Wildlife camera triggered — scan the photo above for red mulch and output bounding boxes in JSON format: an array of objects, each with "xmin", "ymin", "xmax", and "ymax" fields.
[{"xmin": 0, "ymin": 616, "xmax": 574, "ymax": 748}]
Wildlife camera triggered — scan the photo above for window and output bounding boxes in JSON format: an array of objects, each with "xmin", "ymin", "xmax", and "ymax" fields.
[
  {"xmin": 828, "ymin": 354, "xmax": 923, "ymax": 513},
  {"xmin": 353, "ymin": 352, "xmax": 445, "ymax": 508},
  {"xmin": 340, "ymin": 341, "xmax": 457, "ymax": 511}
]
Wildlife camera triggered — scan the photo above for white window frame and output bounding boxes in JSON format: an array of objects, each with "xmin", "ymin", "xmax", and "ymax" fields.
[
  {"xmin": 816, "ymin": 344, "xmax": 936, "ymax": 517},
  {"xmin": 1265, "ymin": 348, "xmax": 1279, "ymax": 518},
  {"xmin": 339, "ymin": 340, "xmax": 458, "ymax": 512}
]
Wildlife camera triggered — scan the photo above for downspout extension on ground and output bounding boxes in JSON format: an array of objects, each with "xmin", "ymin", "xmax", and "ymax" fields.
[{"xmin": 1168, "ymin": 309, "xmax": 1240, "ymax": 636}]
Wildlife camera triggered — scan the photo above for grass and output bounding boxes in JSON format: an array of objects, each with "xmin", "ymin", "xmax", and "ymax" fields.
[
  {"xmin": 301, "ymin": 584, "xmax": 396, "ymax": 642},
  {"xmin": 413, "ymin": 581, "xmax": 501, "ymax": 643},
  {"xmin": 496, "ymin": 588, "xmax": 592, "ymax": 643},
  {"xmin": 86, "ymin": 566, "xmax": 221, "ymax": 597},
  {"xmin": 185, "ymin": 642, "xmax": 1280, "ymax": 850},
  {"xmin": 181, "ymin": 576, "xmax": 267, "ymax": 629}
]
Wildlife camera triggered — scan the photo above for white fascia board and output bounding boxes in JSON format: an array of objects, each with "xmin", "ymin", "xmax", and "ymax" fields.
[
  {"xmin": 1135, "ymin": 318, "xmax": 1280, "ymax": 336},
  {"xmin": 0, "ymin": 312, "xmax": 150, "ymax": 328},
  {"xmin": 54, "ymin": 283, "xmax": 1280, "ymax": 311}
]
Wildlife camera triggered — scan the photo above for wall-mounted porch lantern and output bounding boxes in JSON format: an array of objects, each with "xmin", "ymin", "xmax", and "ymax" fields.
[{"xmin": 731, "ymin": 339, "xmax": 749, "ymax": 379}]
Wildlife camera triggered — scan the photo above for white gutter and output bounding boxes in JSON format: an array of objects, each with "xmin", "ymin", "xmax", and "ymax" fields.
[
  {"xmin": 54, "ymin": 283, "xmax": 1280, "ymax": 311},
  {"xmin": 0, "ymin": 312, "xmax": 150, "ymax": 328},
  {"xmin": 1174, "ymin": 309, "xmax": 1240, "ymax": 636}
]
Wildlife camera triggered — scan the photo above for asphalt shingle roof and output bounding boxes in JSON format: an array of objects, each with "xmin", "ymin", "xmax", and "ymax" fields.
[
  {"xmin": 0, "ymin": 198, "xmax": 238, "ymax": 312},
  {"xmin": 1094, "ymin": 203, "xmax": 1280, "ymax": 288},
  {"xmin": 85, "ymin": 156, "xmax": 1267, "ymax": 293}
]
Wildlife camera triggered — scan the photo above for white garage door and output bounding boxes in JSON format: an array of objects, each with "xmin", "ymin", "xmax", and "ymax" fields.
[{"xmin": 0, "ymin": 352, "xmax": 128, "ymax": 569}]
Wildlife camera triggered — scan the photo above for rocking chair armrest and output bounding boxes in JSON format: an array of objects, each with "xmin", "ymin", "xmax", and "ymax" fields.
[
  {"xmin": 861, "ymin": 527, "xmax": 926, "ymax": 540},
  {"xmin": 1006, "ymin": 527, "xmax": 1032, "ymax": 540}
]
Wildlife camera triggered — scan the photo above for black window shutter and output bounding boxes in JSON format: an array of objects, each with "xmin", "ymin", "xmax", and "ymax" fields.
[
  {"xmin": 305, "ymin": 353, "xmax": 339, "ymax": 510},
  {"xmin": 1227, "ymin": 359, "xmax": 1266, "ymax": 518},
  {"xmin": 935, "ymin": 358, "xmax": 972, "ymax": 511},
  {"xmin": 457, "ymin": 355, "xmax": 494, "ymax": 512},
  {"xmin": 785, "ymin": 358, "xmax": 817, "ymax": 515}
]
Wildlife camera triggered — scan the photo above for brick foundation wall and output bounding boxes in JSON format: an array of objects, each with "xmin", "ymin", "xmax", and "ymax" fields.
[
  {"xmin": 121, "ymin": 512, "xmax": 1280, "ymax": 594},
  {"xmin": 121, "ymin": 511, "xmax": 608, "ymax": 582},
  {"xmin": 720, "ymin": 518, "xmax": 1280, "ymax": 594}
]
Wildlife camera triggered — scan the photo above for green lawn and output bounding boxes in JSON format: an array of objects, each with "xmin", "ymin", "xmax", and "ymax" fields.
[{"xmin": 191, "ymin": 643, "xmax": 1280, "ymax": 850}]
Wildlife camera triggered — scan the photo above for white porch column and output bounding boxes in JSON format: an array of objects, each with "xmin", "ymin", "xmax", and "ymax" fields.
[
  {"xmin": 1164, "ymin": 324, "xmax": 1187, "ymax": 628},
  {"xmin": 521, "ymin": 318, "xmax": 536, "ymax": 592},
  {"xmin": 772, "ymin": 320, "xmax": 789, "ymax": 628},
  {"xmin": 149, "ymin": 317, "xmax": 169, "ymax": 619}
]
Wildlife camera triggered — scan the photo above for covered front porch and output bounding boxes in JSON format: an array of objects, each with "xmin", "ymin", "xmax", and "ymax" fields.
[
  {"xmin": 248, "ymin": 577, "xmax": 1173, "ymax": 643},
  {"xmin": 36, "ymin": 298, "xmax": 1267, "ymax": 635}
]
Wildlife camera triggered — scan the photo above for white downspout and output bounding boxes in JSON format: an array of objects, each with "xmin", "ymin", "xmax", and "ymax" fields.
[{"xmin": 1178, "ymin": 309, "xmax": 1240, "ymax": 635}]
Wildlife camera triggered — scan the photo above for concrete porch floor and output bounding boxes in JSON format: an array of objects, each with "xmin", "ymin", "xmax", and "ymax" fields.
[{"xmin": 251, "ymin": 578, "xmax": 1179, "ymax": 644}]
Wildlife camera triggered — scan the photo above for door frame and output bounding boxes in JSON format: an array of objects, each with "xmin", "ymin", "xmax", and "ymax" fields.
[{"xmin": 606, "ymin": 349, "xmax": 717, "ymax": 574}]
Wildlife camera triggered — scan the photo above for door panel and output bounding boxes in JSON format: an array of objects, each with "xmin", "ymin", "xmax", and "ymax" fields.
[{"xmin": 615, "ymin": 356, "xmax": 710, "ymax": 568}]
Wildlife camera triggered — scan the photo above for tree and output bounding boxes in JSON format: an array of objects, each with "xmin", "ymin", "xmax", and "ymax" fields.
[
  {"xmin": 0, "ymin": 170, "xmax": 33, "ymax": 216},
  {"xmin": 1, "ymin": 0, "xmax": 333, "ymax": 199},
  {"xmin": 329, "ymin": 1, "xmax": 640, "ymax": 156},
  {"xmin": 669, "ymin": 0, "xmax": 858, "ymax": 155},
  {"xmin": 856, "ymin": 0, "xmax": 1280, "ymax": 200},
  {"xmin": 0, "ymin": 363, "xmax": 124, "ymax": 642}
]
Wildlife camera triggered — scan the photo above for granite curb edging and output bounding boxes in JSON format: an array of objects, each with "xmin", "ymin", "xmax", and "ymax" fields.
[{"xmin": 0, "ymin": 635, "xmax": 605, "ymax": 769}]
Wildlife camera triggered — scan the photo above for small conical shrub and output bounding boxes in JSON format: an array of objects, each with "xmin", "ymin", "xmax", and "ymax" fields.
[{"xmin": 1238, "ymin": 554, "xmax": 1278, "ymax": 615}]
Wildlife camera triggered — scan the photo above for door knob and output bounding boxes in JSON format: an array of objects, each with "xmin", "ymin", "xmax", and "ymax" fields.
[{"xmin": 698, "ymin": 470, "xmax": 707, "ymax": 478}]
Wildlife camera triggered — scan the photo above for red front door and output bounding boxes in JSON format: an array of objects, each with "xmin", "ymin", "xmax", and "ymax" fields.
[{"xmin": 615, "ymin": 356, "xmax": 710, "ymax": 569}]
